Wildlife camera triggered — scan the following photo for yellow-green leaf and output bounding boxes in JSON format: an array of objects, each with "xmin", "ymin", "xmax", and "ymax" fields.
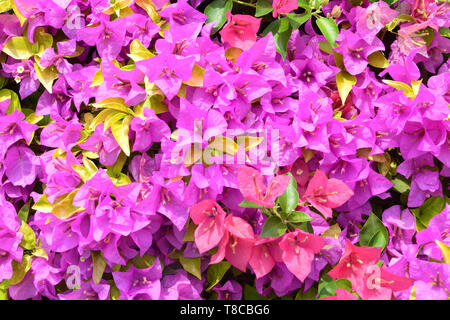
[
  {"xmin": 90, "ymin": 69, "xmax": 104, "ymax": 87},
  {"xmin": 111, "ymin": 115, "xmax": 133, "ymax": 156},
  {"xmin": 436, "ymin": 240, "xmax": 450, "ymax": 264},
  {"xmin": 367, "ymin": 51, "xmax": 389, "ymax": 69},
  {"xmin": 9, "ymin": 255, "xmax": 31, "ymax": 285},
  {"xmin": 179, "ymin": 256, "xmax": 202, "ymax": 280},
  {"xmin": 2, "ymin": 37, "xmax": 34, "ymax": 60},
  {"xmin": 11, "ymin": 0, "xmax": 27, "ymax": 26},
  {"xmin": 90, "ymin": 109, "xmax": 118, "ymax": 130},
  {"xmin": 19, "ymin": 221, "xmax": 36, "ymax": 250},
  {"xmin": 127, "ymin": 39, "xmax": 155, "ymax": 62},
  {"xmin": 336, "ymin": 71, "xmax": 356, "ymax": 105},
  {"xmin": 91, "ymin": 251, "xmax": 107, "ymax": 284},
  {"xmin": 0, "ymin": 89, "xmax": 21, "ymax": 113},
  {"xmin": 104, "ymin": 111, "xmax": 126, "ymax": 132},
  {"xmin": 92, "ymin": 98, "xmax": 135, "ymax": 115},
  {"xmin": 0, "ymin": 0, "xmax": 12, "ymax": 13},
  {"xmin": 383, "ymin": 79, "xmax": 422, "ymax": 99},
  {"xmin": 183, "ymin": 64, "xmax": 205, "ymax": 87},
  {"xmin": 32, "ymin": 193, "xmax": 53, "ymax": 213},
  {"xmin": 32, "ymin": 247, "xmax": 49, "ymax": 260},
  {"xmin": 52, "ymin": 189, "xmax": 85, "ymax": 219},
  {"xmin": 208, "ymin": 136, "xmax": 238, "ymax": 155},
  {"xmin": 34, "ymin": 61, "xmax": 58, "ymax": 93}
]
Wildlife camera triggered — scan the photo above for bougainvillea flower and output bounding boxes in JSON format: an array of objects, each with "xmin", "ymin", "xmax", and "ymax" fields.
[
  {"xmin": 210, "ymin": 215, "xmax": 255, "ymax": 272},
  {"xmin": 279, "ymin": 229, "xmax": 324, "ymax": 281},
  {"xmin": 189, "ymin": 199, "xmax": 227, "ymax": 254},
  {"xmin": 272, "ymin": 0, "xmax": 298, "ymax": 18},
  {"xmin": 328, "ymin": 239, "xmax": 381, "ymax": 288},
  {"xmin": 219, "ymin": 11, "xmax": 261, "ymax": 51},
  {"xmin": 213, "ymin": 280, "xmax": 242, "ymax": 300},
  {"xmin": 319, "ymin": 288, "xmax": 357, "ymax": 300},
  {"xmin": 416, "ymin": 207, "xmax": 450, "ymax": 261},
  {"xmin": 303, "ymin": 169, "xmax": 354, "ymax": 219},
  {"xmin": 237, "ymin": 166, "xmax": 291, "ymax": 207}
]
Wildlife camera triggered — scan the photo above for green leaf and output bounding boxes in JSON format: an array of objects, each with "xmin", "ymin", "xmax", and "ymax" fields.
[
  {"xmin": 18, "ymin": 221, "xmax": 36, "ymax": 251},
  {"xmin": 440, "ymin": 27, "xmax": 450, "ymax": 38},
  {"xmin": 179, "ymin": 256, "xmax": 202, "ymax": 280},
  {"xmin": 255, "ymin": 0, "xmax": 273, "ymax": 17},
  {"xmin": 32, "ymin": 193, "xmax": 53, "ymax": 213},
  {"xmin": 278, "ymin": 174, "xmax": 299, "ymax": 214},
  {"xmin": 34, "ymin": 61, "xmax": 58, "ymax": 93},
  {"xmin": 263, "ymin": 18, "xmax": 292, "ymax": 60},
  {"xmin": 243, "ymin": 284, "xmax": 268, "ymax": 300},
  {"xmin": 359, "ymin": 212, "xmax": 389, "ymax": 250},
  {"xmin": 9, "ymin": 255, "xmax": 32, "ymax": 286},
  {"xmin": 238, "ymin": 200, "xmax": 263, "ymax": 208},
  {"xmin": 318, "ymin": 275, "xmax": 352, "ymax": 298},
  {"xmin": 367, "ymin": 51, "xmax": 389, "ymax": 69},
  {"xmin": 52, "ymin": 189, "xmax": 85, "ymax": 219},
  {"xmin": 295, "ymin": 286, "xmax": 317, "ymax": 300},
  {"xmin": 392, "ymin": 177, "xmax": 410, "ymax": 194},
  {"xmin": 436, "ymin": 240, "xmax": 450, "ymax": 264},
  {"xmin": 286, "ymin": 12, "xmax": 311, "ymax": 30},
  {"xmin": 336, "ymin": 70, "xmax": 356, "ymax": 105},
  {"xmin": 204, "ymin": 0, "xmax": 233, "ymax": 34},
  {"xmin": 2, "ymin": 36, "xmax": 34, "ymax": 60},
  {"xmin": 288, "ymin": 211, "xmax": 313, "ymax": 223},
  {"xmin": 0, "ymin": 288, "xmax": 6, "ymax": 300},
  {"xmin": 206, "ymin": 261, "xmax": 231, "ymax": 291},
  {"xmin": 260, "ymin": 216, "xmax": 287, "ymax": 238},
  {"xmin": 111, "ymin": 115, "xmax": 133, "ymax": 156},
  {"xmin": 411, "ymin": 196, "xmax": 445, "ymax": 231},
  {"xmin": 0, "ymin": 89, "xmax": 21, "ymax": 114},
  {"xmin": 131, "ymin": 254, "xmax": 156, "ymax": 269},
  {"xmin": 91, "ymin": 251, "xmax": 106, "ymax": 284},
  {"xmin": 17, "ymin": 201, "xmax": 31, "ymax": 222},
  {"xmin": 315, "ymin": 17, "xmax": 339, "ymax": 47}
]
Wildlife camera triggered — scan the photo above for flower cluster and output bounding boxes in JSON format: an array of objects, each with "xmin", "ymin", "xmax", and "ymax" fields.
[{"xmin": 0, "ymin": 0, "xmax": 449, "ymax": 300}]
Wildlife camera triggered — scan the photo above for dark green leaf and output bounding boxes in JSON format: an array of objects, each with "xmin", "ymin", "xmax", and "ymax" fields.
[
  {"xmin": 278, "ymin": 174, "xmax": 299, "ymax": 214},
  {"xmin": 359, "ymin": 212, "xmax": 389, "ymax": 250},
  {"xmin": 315, "ymin": 17, "xmax": 339, "ymax": 47},
  {"xmin": 286, "ymin": 12, "xmax": 311, "ymax": 30},
  {"xmin": 295, "ymin": 286, "xmax": 318, "ymax": 300},
  {"xmin": 260, "ymin": 216, "xmax": 287, "ymax": 238},
  {"xmin": 411, "ymin": 196, "xmax": 445, "ymax": 231},
  {"xmin": 255, "ymin": 0, "xmax": 273, "ymax": 17},
  {"xmin": 262, "ymin": 18, "xmax": 292, "ymax": 60},
  {"xmin": 205, "ymin": 0, "xmax": 233, "ymax": 34},
  {"xmin": 244, "ymin": 284, "xmax": 268, "ymax": 300},
  {"xmin": 206, "ymin": 261, "xmax": 231, "ymax": 291}
]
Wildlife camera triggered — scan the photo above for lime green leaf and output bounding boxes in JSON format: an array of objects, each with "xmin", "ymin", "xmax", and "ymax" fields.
[
  {"xmin": 179, "ymin": 256, "xmax": 202, "ymax": 280},
  {"xmin": 359, "ymin": 212, "xmax": 389, "ymax": 250},
  {"xmin": 260, "ymin": 216, "xmax": 287, "ymax": 238},
  {"xmin": 382, "ymin": 79, "xmax": 421, "ymax": 99},
  {"xmin": 2, "ymin": 37, "xmax": 34, "ymax": 60},
  {"xmin": 286, "ymin": 12, "xmax": 311, "ymax": 30},
  {"xmin": 367, "ymin": 51, "xmax": 389, "ymax": 68},
  {"xmin": 127, "ymin": 39, "xmax": 155, "ymax": 62},
  {"xmin": 336, "ymin": 71, "xmax": 356, "ymax": 105},
  {"xmin": 92, "ymin": 98, "xmax": 135, "ymax": 115},
  {"xmin": 71, "ymin": 156, "xmax": 98, "ymax": 182},
  {"xmin": 52, "ymin": 189, "xmax": 85, "ymax": 219},
  {"xmin": 32, "ymin": 247, "xmax": 48, "ymax": 260},
  {"xmin": 19, "ymin": 221, "xmax": 36, "ymax": 250},
  {"xmin": 183, "ymin": 64, "xmax": 205, "ymax": 87},
  {"xmin": 255, "ymin": 0, "xmax": 273, "ymax": 17},
  {"xmin": 288, "ymin": 211, "xmax": 313, "ymax": 223},
  {"xmin": 0, "ymin": 89, "xmax": 21, "ymax": 114},
  {"xmin": 278, "ymin": 173, "xmax": 299, "ymax": 213},
  {"xmin": 206, "ymin": 261, "xmax": 231, "ymax": 291},
  {"xmin": 0, "ymin": 288, "xmax": 6, "ymax": 300},
  {"xmin": 34, "ymin": 61, "xmax": 58, "ymax": 93},
  {"xmin": 104, "ymin": 111, "xmax": 126, "ymax": 132},
  {"xmin": 436, "ymin": 240, "xmax": 450, "ymax": 264},
  {"xmin": 32, "ymin": 193, "xmax": 53, "ymax": 213},
  {"xmin": 316, "ymin": 17, "xmax": 339, "ymax": 47},
  {"xmin": 204, "ymin": 0, "xmax": 233, "ymax": 34},
  {"xmin": 0, "ymin": 0, "xmax": 12, "ymax": 13},
  {"xmin": 111, "ymin": 115, "xmax": 133, "ymax": 156},
  {"xmin": 90, "ymin": 69, "xmax": 104, "ymax": 87},
  {"xmin": 91, "ymin": 251, "xmax": 107, "ymax": 284}
]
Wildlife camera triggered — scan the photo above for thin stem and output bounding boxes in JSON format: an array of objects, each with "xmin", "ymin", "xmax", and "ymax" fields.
[{"xmin": 232, "ymin": 0, "xmax": 256, "ymax": 8}]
